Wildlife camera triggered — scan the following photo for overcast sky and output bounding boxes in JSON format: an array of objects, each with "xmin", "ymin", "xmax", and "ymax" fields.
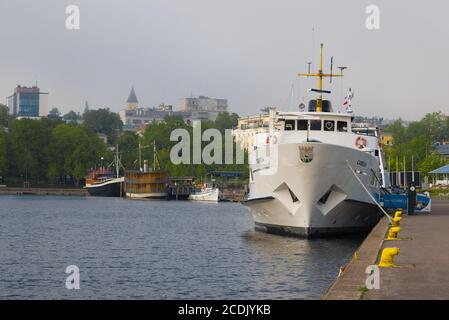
[{"xmin": 1, "ymin": 0, "xmax": 448, "ymax": 120}]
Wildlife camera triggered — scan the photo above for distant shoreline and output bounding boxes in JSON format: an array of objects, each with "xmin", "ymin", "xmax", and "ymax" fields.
[{"xmin": 0, "ymin": 187, "xmax": 86, "ymax": 196}]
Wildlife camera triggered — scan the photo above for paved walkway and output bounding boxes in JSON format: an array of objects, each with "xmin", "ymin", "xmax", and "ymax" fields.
[
  {"xmin": 364, "ymin": 200, "xmax": 449, "ymax": 299},
  {"xmin": 322, "ymin": 217, "xmax": 389, "ymax": 300},
  {"xmin": 323, "ymin": 200, "xmax": 449, "ymax": 300}
]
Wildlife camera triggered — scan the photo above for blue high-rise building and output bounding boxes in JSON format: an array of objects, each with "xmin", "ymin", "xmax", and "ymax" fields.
[{"xmin": 6, "ymin": 85, "xmax": 48, "ymax": 118}]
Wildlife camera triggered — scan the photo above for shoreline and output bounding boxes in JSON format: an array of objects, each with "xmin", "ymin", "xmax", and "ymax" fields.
[
  {"xmin": 322, "ymin": 216, "xmax": 389, "ymax": 300},
  {"xmin": 0, "ymin": 187, "xmax": 86, "ymax": 196}
]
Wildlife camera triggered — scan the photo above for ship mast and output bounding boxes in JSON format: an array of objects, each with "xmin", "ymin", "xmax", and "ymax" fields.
[
  {"xmin": 115, "ymin": 144, "xmax": 120, "ymax": 178},
  {"xmin": 153, "ymin": 140, "xmax": 156, "ymax": 172},
  {"xmin": 298, "ymin": 43, "xmax": 344, "ymax": 112}
]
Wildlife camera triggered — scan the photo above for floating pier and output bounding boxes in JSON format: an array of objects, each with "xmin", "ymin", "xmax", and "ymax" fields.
[
  {"xmin": 167, "ymin": 176, "xmax": 195, "ymax": 200},
  {"xmin": 323, "ymin": 200, "xmax": 449, "ymax": 300}
]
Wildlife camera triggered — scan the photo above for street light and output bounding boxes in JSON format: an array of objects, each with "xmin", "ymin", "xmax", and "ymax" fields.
[{"xmin": 100, "ymin": 157, "xmax": 104, "ymax": 174}]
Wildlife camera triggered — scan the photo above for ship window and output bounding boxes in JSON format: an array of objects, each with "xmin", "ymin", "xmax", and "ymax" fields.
[
  {"xmin": 324, "ymin": 120, "xmax": 335, "ymax": 131},
  {"xmin": 337, "ymin": 121, "xmax": 348, "ymax": 132},
  {"xmin": 297, "ymin": 120, "xmax": 308, "ymax": 130},
  {"xmin": 284, "ymin": 120, "xmax": 295, "ymax": 131},
  {"xmin": 310, "ymin": 120, "xmax": 322, "ymax": 131}
]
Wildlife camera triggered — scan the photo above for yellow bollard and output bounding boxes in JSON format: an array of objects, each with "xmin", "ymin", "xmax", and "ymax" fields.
[
  {"xmin": 379, "ymin": 247, "xmax": 400, "ymax": 267},
  {"xmin": 392, "ymin": 216, "xmax": 402, "ymax": 227},
  {"xmin": 386, "ymin": 226, "xmax": 401, "ymax": 240}
]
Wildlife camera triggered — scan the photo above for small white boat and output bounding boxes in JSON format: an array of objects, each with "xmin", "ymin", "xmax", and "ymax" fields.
[{"xmin": 189, "ymin": 185, "xmax": 221, "ymax": 202}]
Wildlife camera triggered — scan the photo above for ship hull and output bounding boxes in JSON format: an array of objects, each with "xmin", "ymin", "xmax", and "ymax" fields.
[
  {"xmin": 126, "ymin": 192, "xmax": 167, "ymax": 199},
  {"xmin": 244, "ymin": 142, "xmax": 383, "ymax": 238},
  {"xmin": 85, "ymin": 178, "xmax": 124, "ymax": 197},
  {"xmin": 189, "ymin": 188, "xmax": 220, "ymax": 202}
]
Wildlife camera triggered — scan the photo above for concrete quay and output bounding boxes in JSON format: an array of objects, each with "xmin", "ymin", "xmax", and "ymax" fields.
[
  {"xmin": 323, "ymin": 200, "xmax": 449, "ymax": 300},
  {"xmin": 0, "ymin": 187, "xmax": 86, "ymax": 196}
]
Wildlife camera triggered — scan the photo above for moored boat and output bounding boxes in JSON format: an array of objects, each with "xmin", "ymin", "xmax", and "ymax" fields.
[
  {"xmin": 189, "ymin": 184, "xmax": 221, "ymax": 202},
  {"xmin": 240, "ymin": 44, "xmax": 387, "ymax": 238},
  {"xmin": 84, "ymin": 145, "xmax": 125, "ymax": 197},
  {"xmin": 124, "ymin": 141, "xmax": 168, "ymax": 199},
  {"xmin": 125, "ymin": 170, "xmax": 168, "ymax": 199},
  {"xmin": 84, "ymin": 174, "xmax": 125, "ymax": 197}
]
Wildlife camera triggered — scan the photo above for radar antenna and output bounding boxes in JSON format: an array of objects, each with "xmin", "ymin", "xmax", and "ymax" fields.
[{"xmin": 298, "ymin": 44, "xmax": 345, "ymax": 112}]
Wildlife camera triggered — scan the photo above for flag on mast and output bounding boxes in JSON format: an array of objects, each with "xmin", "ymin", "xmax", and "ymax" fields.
[{"xmin": 343, "ymin": 88, "xmax": 354, "ymax": 113}]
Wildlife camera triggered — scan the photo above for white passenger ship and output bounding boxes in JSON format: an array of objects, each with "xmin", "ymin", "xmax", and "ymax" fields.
[{"xmin": 241, "ymin": 44, "xmax": 385, "ymax": 237}]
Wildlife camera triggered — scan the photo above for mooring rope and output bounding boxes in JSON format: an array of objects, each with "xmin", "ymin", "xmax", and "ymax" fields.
[{"xmin": 346, "ymin": 160, "xmax": 393, "ymax": 224}]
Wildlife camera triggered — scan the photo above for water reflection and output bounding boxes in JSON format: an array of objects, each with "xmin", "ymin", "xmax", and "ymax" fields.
[{"xmin": 242, "ymin": 230, "xmax": 363, "ymax": 299}]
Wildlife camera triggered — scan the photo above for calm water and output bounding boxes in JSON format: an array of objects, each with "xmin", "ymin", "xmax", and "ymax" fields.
[{"xmin": 0, "ymin": 195, "xmax": 362, "ymax": 299}]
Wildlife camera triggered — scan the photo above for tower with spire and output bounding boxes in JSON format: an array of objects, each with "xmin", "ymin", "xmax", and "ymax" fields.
[{"xmin": 127, "ymin": 86, "xmax": 139, "ymax": 110}]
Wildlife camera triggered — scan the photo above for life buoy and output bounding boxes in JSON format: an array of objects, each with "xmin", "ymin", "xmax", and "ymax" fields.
[{"xmin": 355, "ymin": 136, "xmax": 367, "ymax": 149}]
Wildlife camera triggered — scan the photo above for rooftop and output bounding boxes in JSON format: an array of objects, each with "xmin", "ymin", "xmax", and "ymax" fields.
[
  {"xmin": 127, "ymin": 87, "xmax": 138, "ymax": 104},
  {"xmin": 429, "ymin": 164, "xmax": 449, "ymax": 174}
]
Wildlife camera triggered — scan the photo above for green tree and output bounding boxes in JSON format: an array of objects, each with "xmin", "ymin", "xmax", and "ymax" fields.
[
  {"xmin": 48, "ymin": 107, "xmax": 61, "ymax": 120},
  {"xmin": 63, "ymin": 110, "xmax": 80, "ymax": 122},
  {"xmin": 385, "ymin": 112, "xmax": 449, "ymax": 176},
  {"xmin": 46, "ymin": 124, "xmax": 107, "ymax": 185},
  {"xmin": 420, "ymin": 111, "xmax": 446, "ymax": 143},
  {"xmin": 116, "ymin": 131, "xmax": 139, "ymax": 169},
  {"xmin": 140, "ymin": 114, "xmax": 248, "ymax": 180},
  {"xmin": 0, "ymin": 129, "xmax": 7, "ymax": 176},
  {"xmin": 0, "ymin": 104, "xmax": 11, "ymax": 128},
  {"xmin": 8, "ymin": 119, "xmax": 52, "ymax": 181},
  {"xmin": 418, "ymin": 153, "xmax": 448, "ymax": 176},
  {"xmin": 213, "ymin": 112, "xmax": 239, "ymax": 133},
  {"xmin": 82, "ymin": 108, "xmax": 123, "ymax": 144}
]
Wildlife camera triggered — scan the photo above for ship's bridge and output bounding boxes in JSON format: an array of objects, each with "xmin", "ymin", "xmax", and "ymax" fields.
[
  {"xmin": 270, "ymin": 111, "xmax": 380, "ymax": 153},
  {"xmin": 276, "ymin": 111, "xmax": 353, "ymax": 134}
]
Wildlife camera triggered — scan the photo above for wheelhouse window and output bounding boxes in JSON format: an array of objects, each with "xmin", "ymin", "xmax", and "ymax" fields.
[
  {"xmin": 310, "ymin": 120, "xmax": 322, "ymax": 131},
  {"xmin": 324, "ymin": 120, "xmax": 335, "ymax": 131},
  {"xmin": 284, "ymin": 119, "xmax": 295, "ymax": 131},
  {"xmin": 297, "ymin": 120, "xmax": 308, "ymax": 130},
  {"xmin": 337, "ymin": 121, "xmax": 348, "ymax": 132}
]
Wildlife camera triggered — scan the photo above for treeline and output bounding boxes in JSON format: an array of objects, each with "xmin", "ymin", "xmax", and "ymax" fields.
[
  {"xmin": 385, "ymin": 111, "xmax": 449, "ymax": 176},
  {"xmin": 0, "ymin": 117, "xmax": 107, "ymax": 186},
  {"xmin": 127, "ymin": 112, "xmax": 248, "ymax": 181},
  {"xmin": 0, "ymin": 103, "xmax": 247, "ymax": 186}
]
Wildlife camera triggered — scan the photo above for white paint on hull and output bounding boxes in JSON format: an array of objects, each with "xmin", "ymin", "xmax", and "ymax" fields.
[
  {"xmin": 245, "ymin": 142, "xmax": 382, "ymax": 236},
  {"xmin": 84, "ymin": 176, "xmax": 124, "ymax": 189},
  {"xmin": 189, "ymin": 188, "xmax": 220, "ymax": 202}
]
